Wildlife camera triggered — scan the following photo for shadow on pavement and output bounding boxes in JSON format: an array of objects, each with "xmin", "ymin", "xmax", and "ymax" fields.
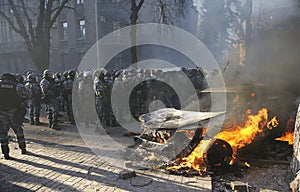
[
  {"xmin": 7, "ymin": 151, "xmax": 210, "ymax": 191},
  {"xmin": 0, "ymin": 160, "xmax": 79, "ymax": 192}
]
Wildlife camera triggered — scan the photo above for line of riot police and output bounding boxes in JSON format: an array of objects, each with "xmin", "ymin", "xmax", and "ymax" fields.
[
  {"xmin": 73, "ymin": 67, "xmax": 207, "ymax": 129},
  {"xmin": 1, "ymin": 69, "xmax": 76, "ymax": 130}
]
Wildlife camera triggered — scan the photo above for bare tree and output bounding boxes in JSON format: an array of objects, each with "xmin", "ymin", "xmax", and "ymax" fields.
[
  {"xmin": 157, "ymin": 0, "xmax": 187, "ymax": 25},
  {"xmin": 130, "ymin": 0, "xmax": 144, "ymax": 65},
  {"xmin": 0, "ymin": 0, "xmax": 71, "ymax": 72},
  {"xmin": 100, "ymin": 0, "xmax": 189, "ymax": 67},
  {"xmin": 129, "ymin": 0, "xmax": 188, "ymax": 66}
]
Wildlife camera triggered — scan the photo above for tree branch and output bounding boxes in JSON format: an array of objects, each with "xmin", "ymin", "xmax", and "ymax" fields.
[
  {"xmin": 6, "ymin": 0, "xmax": 34, "ymax": 53},
  {"xmin": 7, "ymin": 0, "xmax": 29, "ymax": 38},
  {"xmin": 49, "ymin": 0, "xmax": 69, "ymax": 28},
  {"xmin": 0, "ymin": 10, "xmax": 22, "ymax": 34},
  {"xmin": 36, "ymin": 0, "xmax": 46, "ymax": 35},
  {"xmin": 137, "ymin": 0, "xmax": 145, "ymax": 12},
  {"xmin": 158, "ymin": 0, "xmax": 165, "ymax": 23},
  {"xmin": 20, "ymin": 0, "xmax": 35, "ymax": 42},
  {"xmin": 51, "ymin": 5, "xmax": 85, "ymax": 20},
  {"xmin": 44, "ymin": 0, "xmax": 54, "ymax": 31}
]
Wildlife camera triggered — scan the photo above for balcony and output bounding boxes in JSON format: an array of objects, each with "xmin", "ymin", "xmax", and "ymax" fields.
[{"xmin": 0, "ymin": 42, "xmax": 27, "ymax": 54}]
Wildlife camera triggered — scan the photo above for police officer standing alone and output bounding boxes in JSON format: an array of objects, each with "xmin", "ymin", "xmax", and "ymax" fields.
[
  {"xmin": 40, "ymin": 70, "xmax": 60, "ymax": 130},
  {"xmin": 0, "ymin": 73, "xmax": 27, "ymax": 159}
]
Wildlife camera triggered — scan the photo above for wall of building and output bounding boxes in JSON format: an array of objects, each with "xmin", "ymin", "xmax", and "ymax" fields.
[
  {"xmin": 0, "ymin": 0, "xmax": 33, "ymax": 73},
  {"xmin": 0, "ymin": 0, "xmax": 199, "ymax": 73},
  {"xmin": 50, "ymin": 0, "xmax": 97, "ymax": 72}
]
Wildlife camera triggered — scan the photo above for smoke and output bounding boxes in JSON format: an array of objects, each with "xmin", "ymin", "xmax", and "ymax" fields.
[
  {"xmin": 221, "ymin": 0, "xmax": 300, "ymax": 129},
  {"xmin": 224, "ymin": 0, "xmax": 300, "ymax": 96}
]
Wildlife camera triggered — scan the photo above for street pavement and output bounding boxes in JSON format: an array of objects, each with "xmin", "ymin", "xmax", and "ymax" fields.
[{"xmin": 0, "ymin": 116, "xmax": 212, "ymax": 192}]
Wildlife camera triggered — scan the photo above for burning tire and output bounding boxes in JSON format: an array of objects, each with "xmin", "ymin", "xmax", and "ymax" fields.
[{"xmin": 204, "ymin": 138, "xmax": 233, "ymax": 168}]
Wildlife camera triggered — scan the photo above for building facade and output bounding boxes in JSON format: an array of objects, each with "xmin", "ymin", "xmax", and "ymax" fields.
[
  {"xmin": 50, "ymin": 0, "xmax": 97, "ymax": 72},
  {"xmin": 0, "ymin": 0, "xmax": 35, "ymax": 73},
  {"xmin": 0, "ymin": 0, "xmax": 213, "ymax": 73}
]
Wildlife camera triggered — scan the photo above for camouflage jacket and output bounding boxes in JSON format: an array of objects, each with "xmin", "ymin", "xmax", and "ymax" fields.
[{"xmin": 40, "ymin": 78, "xmax": 57, "ymax": 97}]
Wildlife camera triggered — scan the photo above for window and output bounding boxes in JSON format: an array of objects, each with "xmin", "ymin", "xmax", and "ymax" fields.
[
  {"xmin": 77, "ymin": 19, "xmax": 86, "ymax": 38},
  {"xmin": 57, "ymin": 0, "xmax": 69, "ymax": 6},
  {"xmin": 112, "ymin": 21, "xmax": 121, "ymax": 42},
  {"xmin": 112, "ymin": 20, "xmax": 121, "ymax": 32},
  {"xmin": 61, "ymin": 21, "xmax": 68, "ymax": 40},
  {"xmin": 76, "ymin": 0, "xmax": 84, "ymax": 4}
]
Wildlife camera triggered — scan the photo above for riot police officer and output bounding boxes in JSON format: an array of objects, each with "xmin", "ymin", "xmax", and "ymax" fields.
[
  {"xmin": 55, "ymin": 72, "xmax": 65, "ymax": 112},
  {"xmin": 40, "ymin": 69, "xmax": 60, "ymax": 130},
  {"xmin": 78, "ymin": 71, "xmax": 94, "ymax": 127},
  {"xmin": 26, "ymin": 74, "xmax": 42, "ymax": 125},
  {"xmin": 94, "ymin": 69, "xmax": 106, "ymax": 127},
  {"xmin": 63, "ymin": 70, "xmax": 75, "ymax": 124},
  {"xmin": 0, "ymin": 73, "xmax": 27, "ymax": 159},
  {"xmin": 15, "ymin": 74, "xmax": 29, "ymax": 124}
]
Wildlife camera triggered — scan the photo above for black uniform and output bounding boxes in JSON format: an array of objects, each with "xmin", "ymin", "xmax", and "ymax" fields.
[{"xmin": 0, "ymin": 74, "xmax": 27, "ymax": 159}]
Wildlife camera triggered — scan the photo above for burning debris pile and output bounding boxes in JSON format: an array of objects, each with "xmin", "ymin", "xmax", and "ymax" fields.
[
  {"xmin": 131, "ymin": 89, "xmax": 295, "ymax": 177},
  {"xmin": 163, "ymin": 108, "xmax": 285, "ymax": 175}
]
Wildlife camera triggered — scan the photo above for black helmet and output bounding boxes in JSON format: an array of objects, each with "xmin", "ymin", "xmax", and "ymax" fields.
[
  {"xmin": 43, "ymin": 69, "xmax": 53, "ymax": 79},
  {"xmin": 27, "ymin": 74, "xmax": 36, "ymax": 82},
  {"xmin": 68, "ymin": 69, "xmax": 76, "ymax": 80},
  {"xmin": 16, "ymin": 73, "xmax": 25, "ymax": 82},
  {"xmin": 63, "ymin": 71, "xmax": 68, "ymax": 78},
  {"xmin": 55, "ymin": 72, "xmax": 62, "ymax": 79},
  {"xmin": 0, "ymin": 73, "xmax": 17, "ymax": 82}
]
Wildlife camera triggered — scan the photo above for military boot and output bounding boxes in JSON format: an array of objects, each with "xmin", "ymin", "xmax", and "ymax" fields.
[
  {"xmin": 51, "ymin": 117, "xmax": 60, "ymax": 130},
  {"xmin": 34, "ymin": 117, "xmax": 42, "ymax": 125},
  {"xmin": 1, "ymin": 145, "xmax": 10, "ymax": 160},
  {"xmin": 18, "ymin": 141, "xmax": 27, "ymax": 154},
  {"xmin": 30, "ymin": 117, "xmax": 34, "ymax": 125},
  {"xmin": 51, "ymin": 113, "xmax": 60, "ymax": 130},
  {"xmin": 51, "ymin": 121, "xmax": 60, "ymax": 130},
  {"xmin": 48, "ymin": 120, "xmax": 53, "ymax": 128}
]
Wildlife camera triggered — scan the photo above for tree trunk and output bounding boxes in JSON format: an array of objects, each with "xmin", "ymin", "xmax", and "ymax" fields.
[
  {"xmin": 290, "ymin": 104, "xmax": 300, "ymax": 192},
  {"xmin": 26, "ymin": 37, "xmax": 50, "ymax": 73},
  {"xmin": 130, "ymin": 3, "xmax": 138, "ymax": 66},
  {"xmin": 130, "ymin": 25, "xmax": 138, "ymax": 66}
]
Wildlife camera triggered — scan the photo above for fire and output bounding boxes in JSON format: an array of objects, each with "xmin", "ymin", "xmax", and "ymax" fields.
[
  {"xmin": 244, "ymin": 162, "xmax": 251, "ymax": 168},
  {"xmin": 216, "ymin": 108, "xmax": 278, "ymax": 158},
  {"xmin": 275, "ymin": 131, "xmax": 294, "ymax": 145},
  {"xmin": 166, "ymin": 108, "xmax": 278, "ymax": 174},
  {"xmin": 166, "ymin": 140, "xmax": 210, "ymax": 175},
  {"xmin": 267, "ymin": 116, "xmax": 279, "ymax": 129},
  {"xmin": 275, "ymin": 116, "xmax": 295, "ymax": 145}
]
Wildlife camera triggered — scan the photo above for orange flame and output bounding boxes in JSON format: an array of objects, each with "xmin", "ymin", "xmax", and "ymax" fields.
[
  {"xmin": 275, "ymin": 131, "xmax": 294, "ymax": 145},
  {"xmin": 216, "ymin": 108, "xmax": 277, "ymax": 158},
  {"xmin": 244, "ymin": 162, "xmax": 251, "ymax": 168},
  {"xmin": 166, "ymin": 140, "xmax": 210, "ymax": 174},
  {"xmin": 275, "ymin": 116, "xmax": 295, "ymax": 145},
  {"xmin": 166, "ymin": 108, "xmax": 278, "ymax": 173},
  {"xmin": 267, "ymin": 116, "xmax": 279, "ymax": 130}
]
